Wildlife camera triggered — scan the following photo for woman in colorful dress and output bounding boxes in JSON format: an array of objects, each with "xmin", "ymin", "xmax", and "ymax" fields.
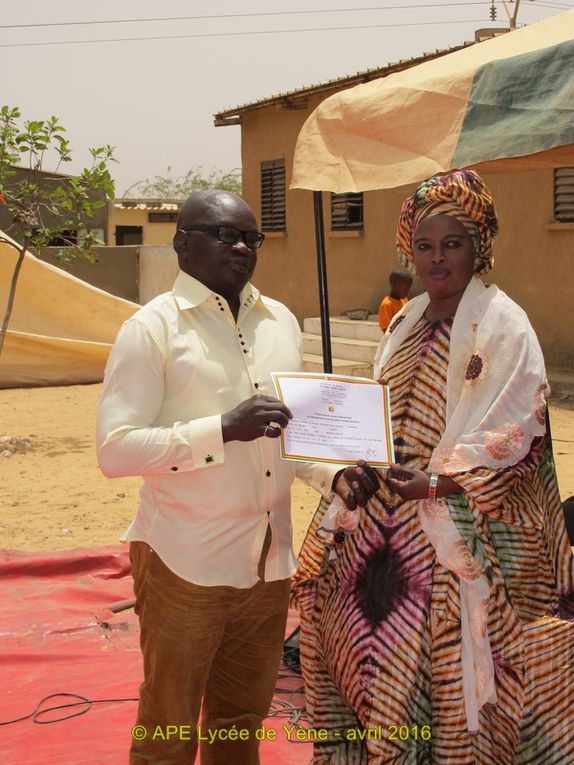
[{"xmin": 293, "ymin": 169, "xmax": 574, "ymax": 764}]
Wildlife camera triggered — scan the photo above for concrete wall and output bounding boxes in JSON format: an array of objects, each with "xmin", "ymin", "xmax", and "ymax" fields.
[
  {"xmin": 238, "ymin": 100, "xmax": 574, "ymax": 369},
  {"xmin": 38, "ymin": 244, "xmax": 180, "ymax": 306},
  {"xmin": 481, "ymin": 171, "xmax": 574, "ymax": 369},
  {"xmin": 139, "ymin": 245, "xmax": 179, "ymax": 304},
  {"xmin": 36, "ymin": 246, "xmax": 139, "ymax": 303}
]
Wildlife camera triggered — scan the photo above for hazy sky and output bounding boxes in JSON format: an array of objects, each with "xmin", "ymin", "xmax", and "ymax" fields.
[{"xmin": 2, "ymin": 1, "xmax": 570, "ymax": 195}]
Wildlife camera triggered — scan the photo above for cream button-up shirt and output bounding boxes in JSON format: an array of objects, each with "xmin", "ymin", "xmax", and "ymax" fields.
[{"xmin": 96, "ymin": 271, "xmax": 336, "ymax": 587}]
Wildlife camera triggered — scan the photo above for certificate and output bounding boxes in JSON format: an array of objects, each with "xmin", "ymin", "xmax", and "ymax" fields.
[{"xmin": 271, "ymin": 372, "xmax": 394, "ymax": 466}]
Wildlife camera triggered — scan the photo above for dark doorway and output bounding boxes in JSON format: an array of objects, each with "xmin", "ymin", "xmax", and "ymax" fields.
[{"xmin": 115, "ymin": 225, "xmax": 143, "ymax": 245}]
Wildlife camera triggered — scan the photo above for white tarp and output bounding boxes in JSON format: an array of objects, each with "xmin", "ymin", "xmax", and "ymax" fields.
[{"xmin": 0, "ymin": 232, "xmax": 138, "ymax": 387}]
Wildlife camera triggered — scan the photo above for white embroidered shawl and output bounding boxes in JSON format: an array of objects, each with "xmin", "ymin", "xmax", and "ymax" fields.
[
  {"xmin": 375, "ymin": 276, "xmax": 548, "ymax": 474},
  {"xmin": 374, "ymin": 276, "xmax": 548, "ymax": 731}
]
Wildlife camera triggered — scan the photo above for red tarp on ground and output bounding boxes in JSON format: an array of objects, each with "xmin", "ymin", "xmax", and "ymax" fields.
[{"xmin": 0, "ymin": 546, "xmax": 311, "ymax": 765}]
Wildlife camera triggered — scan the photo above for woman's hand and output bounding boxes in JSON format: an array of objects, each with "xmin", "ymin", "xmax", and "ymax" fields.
[
  {"xmin": 385, "ymin": 464, "xmax": 463, "ymax": 500},
  {"xmin": 386, "ymin": 464, "xmax": 430, "ymax": 500},
  {"xmin": 334, "ymin": 460, "xmax": 380, "ymax": 510}
]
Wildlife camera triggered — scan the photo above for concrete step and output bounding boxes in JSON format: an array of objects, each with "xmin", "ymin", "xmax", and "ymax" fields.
[
  {"xmin": 548, "ymin": 368, "xmax": 574, "ymax": 405},
  {"xmin": 302, "ymin": 353, "xmax": 373, "ymax": 378},
  {"xmin": 302, "ymin": 332, "xmax": 379, "ymax": 364},
  {"xmin": 303, "ymin": 316, "xmax": 382, "ymax": 343}
]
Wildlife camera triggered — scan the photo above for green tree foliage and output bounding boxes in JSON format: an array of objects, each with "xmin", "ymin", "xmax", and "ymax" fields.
[
  {"xmin": 124, "ymin": 166, "xmax": 241, "ymax": 199},
  {"xmin": 0, "ymin": 105, "xmax": 116, "ymax": 357}
]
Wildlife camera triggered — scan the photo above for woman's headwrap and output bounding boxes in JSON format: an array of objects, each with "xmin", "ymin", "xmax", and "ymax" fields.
[{"xmin": 396, "ymin": 169, "xmax": 499, "ymax": 275}]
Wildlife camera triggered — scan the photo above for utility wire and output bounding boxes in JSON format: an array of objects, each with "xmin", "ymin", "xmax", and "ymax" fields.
[
  {"xmin": 0, "ymin": 19, "xmax": 507, "ymax": 49},
  {"xmin": 1, "ymin": 1, "xmax": 570, "ymax": 31},
  {"xmin": 0, "ymin": 3, "xmax": 545, "ymax": 30}
]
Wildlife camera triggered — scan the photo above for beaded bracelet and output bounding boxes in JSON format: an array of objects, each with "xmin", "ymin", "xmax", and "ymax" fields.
[{"xmin": 428, "ymin": 472, "xmax": 439, "ymax": 502}]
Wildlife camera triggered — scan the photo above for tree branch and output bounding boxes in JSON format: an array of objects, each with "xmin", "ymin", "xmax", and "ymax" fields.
[{"xmin": 0, "ymin": 238, "xmax": 29, "ymax": 357}]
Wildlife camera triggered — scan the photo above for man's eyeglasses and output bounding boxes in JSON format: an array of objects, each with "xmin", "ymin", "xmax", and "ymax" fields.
[{"xmin": 181, "ymin": 225, "xmax": 266, "ymax": 250}]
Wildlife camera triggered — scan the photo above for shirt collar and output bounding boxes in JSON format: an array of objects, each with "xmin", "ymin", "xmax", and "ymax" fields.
[{"xmin": 172, "ymin": 269, "xmax": 261, "ymax": 311}]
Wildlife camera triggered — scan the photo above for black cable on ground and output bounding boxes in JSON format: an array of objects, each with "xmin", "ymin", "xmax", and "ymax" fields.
[
  {"xmin": 0, "ymin": 693, "xmax": 139, "ymax": 726},
  {"xmin": 0, "ymin": 665, "xmax": 307, "ymax": 727}
]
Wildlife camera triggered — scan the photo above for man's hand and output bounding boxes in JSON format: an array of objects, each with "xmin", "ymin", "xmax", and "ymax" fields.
[
  {"xmin": 221, "ymin": 395, "xmax": 293, "ymax": 443},
  {"xmin": 334, "ymin": 460, "xmax": 380, "ymax": 510}
]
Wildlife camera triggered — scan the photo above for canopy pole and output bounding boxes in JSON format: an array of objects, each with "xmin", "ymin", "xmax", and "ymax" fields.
[{"xmin": 312, "ymin": 190, "xmax": 332, "ymax": 373}]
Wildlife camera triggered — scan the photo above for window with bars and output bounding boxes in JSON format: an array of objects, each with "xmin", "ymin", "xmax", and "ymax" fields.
[
  {"xmin": 554, "ymin": 168, "xmax": 574, "ymax": 221},
  {"xmin": 261, "ymin": 160, "xmax": 286, "ymax": 231},
  {"xmin": 47, "ymin": 229, "xmax": 78, "ymax": 246},
  {"xmin": 330, "ymin": 192, "xmax": 364, "ymax": 230}
]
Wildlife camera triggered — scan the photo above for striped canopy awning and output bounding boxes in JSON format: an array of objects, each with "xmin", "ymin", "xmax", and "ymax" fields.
[{"xmin": 291, "ymin": 10, "xmax": 574, "ymax": 192}]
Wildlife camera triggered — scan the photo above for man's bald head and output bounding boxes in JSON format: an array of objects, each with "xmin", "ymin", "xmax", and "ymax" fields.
[
  {"xmin": 172, "ymin": 189, "xmax": 260, "ymax": 304},
  {"xmin": 177, "ymin": 190, "xmax": 250, "ymax": 231}
]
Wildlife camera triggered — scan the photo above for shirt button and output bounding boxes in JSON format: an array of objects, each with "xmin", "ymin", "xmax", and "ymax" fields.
[
  {"xmin": 254, "ymin": 382, "xmax": 259, "ymax": 389},
  {"xmin": 243, "ymin": 349, "xmax": 248, "ymax": 354},
  {"xmin": 171, "ymin": 466, "xmax": 178, "ymax": 472},
  {"xmin": 266, "ymin": 470, "xmax": 271, "ymax": 477}
]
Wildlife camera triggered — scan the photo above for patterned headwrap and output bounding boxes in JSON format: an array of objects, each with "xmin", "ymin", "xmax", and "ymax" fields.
[{"xmin": 396, "ymin": 169, "xmax": 499, "ymax": 275}]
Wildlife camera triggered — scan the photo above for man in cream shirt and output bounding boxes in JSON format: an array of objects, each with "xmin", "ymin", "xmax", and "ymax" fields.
[{"xmin": 97, "ymin": 190, "xmax": 345, "ymax": 764}]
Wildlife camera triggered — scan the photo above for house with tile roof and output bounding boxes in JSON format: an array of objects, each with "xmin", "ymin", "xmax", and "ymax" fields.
[{"xmin": 214, "ymin": 35, "xmax": 573, "ymax": 369}]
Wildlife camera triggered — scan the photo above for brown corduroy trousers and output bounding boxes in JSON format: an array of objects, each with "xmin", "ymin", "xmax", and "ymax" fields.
[{"xmin": 128, "ymin": 541, "xmax": 290, "ymax": 765}]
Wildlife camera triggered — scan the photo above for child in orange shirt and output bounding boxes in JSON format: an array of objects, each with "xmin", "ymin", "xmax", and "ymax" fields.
[{"xmin": 378, "ymin": 269, "xmax": 413, "ymax": 331}]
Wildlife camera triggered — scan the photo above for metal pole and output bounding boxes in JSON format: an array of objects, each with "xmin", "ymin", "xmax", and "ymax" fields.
[{"xmin": 312, "ymin": 190, "xmax": 332, "ymax": 373}]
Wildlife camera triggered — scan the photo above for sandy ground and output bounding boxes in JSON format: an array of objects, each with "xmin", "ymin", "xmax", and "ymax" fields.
[
  {"xmin": 0, "ymin": 383, "xmax": 321, "ymax": 553},
  {"xmin": 0, "ymin": 383, "xmax": 573, "ymax": 553}
]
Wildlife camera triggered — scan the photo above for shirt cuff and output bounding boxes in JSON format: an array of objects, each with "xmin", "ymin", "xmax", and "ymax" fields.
[
  {"xmin": 170, "ymin": 415, "xmax": 225, "ymax": 472},
  {"xmin": 296, "ymin": 461, "xmax": 341, "ymax": 498}
]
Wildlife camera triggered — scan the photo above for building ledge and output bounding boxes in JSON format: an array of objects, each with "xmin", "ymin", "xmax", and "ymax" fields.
[
  {"xmin": 544, "ymin": 222, "xmax": 574, "ymax": 231},
  {"xmin": 328, "ymin": 230, "xmax": 362, "ymax": 238}
]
